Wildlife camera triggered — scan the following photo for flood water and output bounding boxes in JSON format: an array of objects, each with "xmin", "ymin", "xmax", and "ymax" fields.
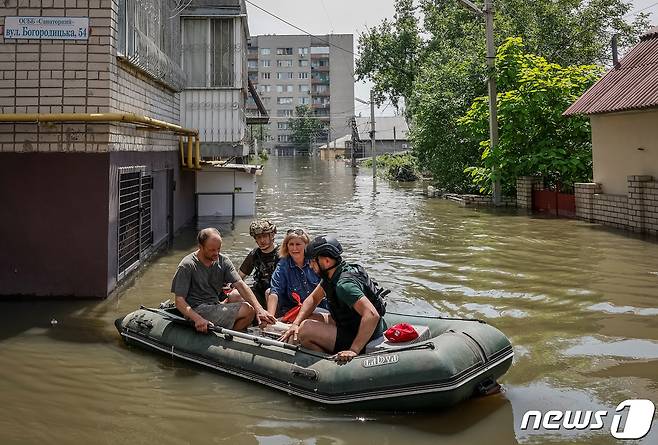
[{"xmin": 1, "ymin": 157, "xmax": 657, "ymax": 444}]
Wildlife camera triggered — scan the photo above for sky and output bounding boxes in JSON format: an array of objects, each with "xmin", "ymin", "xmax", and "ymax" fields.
[{"xmin": 246, "ymin": 0, "xmax": 658, "ymax": 117}]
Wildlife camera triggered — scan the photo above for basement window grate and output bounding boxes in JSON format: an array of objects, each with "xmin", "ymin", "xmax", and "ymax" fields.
[{"xmin": 118, "ymin": 167, "xmax": 153, "ymax": 279}]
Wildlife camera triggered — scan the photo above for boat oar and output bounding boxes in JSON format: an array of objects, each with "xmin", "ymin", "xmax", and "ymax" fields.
[{"xmin": 139, "ymin": 306, "xmax": 331, "ymax": 360}]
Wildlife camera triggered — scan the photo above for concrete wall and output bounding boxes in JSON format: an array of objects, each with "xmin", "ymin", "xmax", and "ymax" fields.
[
  {"xmin": 327, "ymin": 34, "xmax": 354, "ymax": 142},
  {"xmin": 590, "ymin": 110, "xmax": 658, "ymax": 195},
  {"xmin": 0, "ymin": 153, "xmax": 109, "ymax": 298}
]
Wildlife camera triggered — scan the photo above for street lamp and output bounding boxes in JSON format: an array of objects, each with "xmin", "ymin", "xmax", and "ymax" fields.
[
  {"xmin": 355, "ymin": 92, "xmax": 376, "ymax": 180},
  {"xmin": 457, "ymin": 0, "xmax": 501, "ymax": 205}
]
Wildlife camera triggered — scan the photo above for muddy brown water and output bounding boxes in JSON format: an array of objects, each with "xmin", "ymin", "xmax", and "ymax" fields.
[{"xmin": 1, "ymin": 157, "xmax": 657, "ymax": 444}]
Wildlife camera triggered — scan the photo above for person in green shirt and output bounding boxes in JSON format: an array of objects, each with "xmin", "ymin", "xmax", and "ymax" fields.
[{"xmin": 280, "ymin": 236, "xmax": 386, "ymax": 364}]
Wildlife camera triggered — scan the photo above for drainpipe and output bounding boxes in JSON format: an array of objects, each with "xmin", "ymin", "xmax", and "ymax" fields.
[
  {"xmin": 187, "ymin": 136, "xmax": 194, "ymax": 168},
  {"xmin": 195, "ymin": 136, "xmax": 201, "ymax": 169}
]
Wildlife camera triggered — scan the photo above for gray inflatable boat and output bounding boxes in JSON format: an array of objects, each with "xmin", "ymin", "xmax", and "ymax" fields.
[{"xmin": 115, "ymin": 306, "xmax": 513, "ymax": 410}]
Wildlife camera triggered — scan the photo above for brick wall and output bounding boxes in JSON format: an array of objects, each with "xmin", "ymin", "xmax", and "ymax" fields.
[
  {"xmin": 516, "ymin": 176, "xmax": 542, "ymax": 209},
  {"xmin": 444, "ymin": 193, "xmax": 517, "ymax": 208},
  {"xmin": 0, "ymin": 0, "xmax": 115, "ymax": 152},
  {"xmin": 0, "ymin": 0, "xmax": 180, "ymax": 154},
  {"xmin": 575, "ymin": 176, "xmax": 658, "ymax": 236}
]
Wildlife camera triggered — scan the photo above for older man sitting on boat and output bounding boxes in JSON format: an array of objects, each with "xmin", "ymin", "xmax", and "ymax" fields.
[
  {"xmin": 280, "ymin": 236, "xmax": 386, "ymax": 363},
  {"xmin": 171, "ymin": 227, "xmax": 275, "ymax": 333}
]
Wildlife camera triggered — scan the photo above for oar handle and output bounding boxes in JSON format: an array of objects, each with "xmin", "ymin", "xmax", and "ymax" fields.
[{"xmin": 208, "ymin": 322, "xmax": 299, "ymax": 352}]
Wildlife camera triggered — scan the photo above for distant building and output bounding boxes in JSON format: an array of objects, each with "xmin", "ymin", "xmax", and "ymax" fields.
[
  {"xmin": 246, "ymin": 34, "xmax": 354, "ymax": 156},
  {"xmin": 564, "ymin": 26, "xmax": 658, "ymax": 236},
  {"xmin": 355, "ymin": 115, "xmax": 409, "ymax": 154}
]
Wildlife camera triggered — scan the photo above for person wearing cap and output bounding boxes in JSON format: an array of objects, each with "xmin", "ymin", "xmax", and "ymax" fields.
[
  {"xmin": 171, "ymin": 227, "xmax": 276, "ymax": 333},
  {"xmin": 280, "ymin": 236, "xmax": 386, "ymax": 364},
  {"xmin": 267, "ymin": 229, "xmax": 328, "ymax": 319},
  {"xmin": 229, "ymin": 220, "xmax": 280, "ymax": 309}
]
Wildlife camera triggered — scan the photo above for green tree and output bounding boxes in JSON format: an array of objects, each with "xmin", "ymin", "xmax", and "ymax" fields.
[
  {"xmin": 459, "ymin": 38, "xmax": 602, "ymax": 194},
  {"xmin": 355, "ymin": 0, "xmax": 648, "ymax": 191},
  {"xmin": 288, "ymin": 105, "xmax": 325, "ymax": 150}
]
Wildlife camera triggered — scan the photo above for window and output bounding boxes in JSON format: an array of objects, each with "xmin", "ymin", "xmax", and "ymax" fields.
[
  {"xmin": 310, "ymin": 46, "xmax": 330, "ymax": 54},
  {"xmin": 277, "ymin": 109, "xmax": 294, "ymax": 117},
  {"xmin": 298, "ymin": 47, "xmax": 309, "ymax": 55},
  {"xmin": 314, "ymin": 84, "xmax": 329, "ymax": 93},
  {"xmin": 277, "ymin": 97, "xmax": 293, "ymax": 105},
  {"xmin": 277, "ymin": 59, "xmax": 293, "ymax": 67},
  {"xmin": 248, "ymin": 72, "xmax": 258, "ymax": 82},
  {"xmin": 261, "ymin": 72, "xmax": 271, "ymax": 80},
  {"xmin": 262, "ymin": 97, "xmax": 271, "ymax": 104},
  {"xmin": 262, "ymin": 59, "xmax": 271, "ymax": 68},
  {"xmin": 312, "ymin": 72, "xmax": 330, "ymax": 83},
  {"xmin": 312, "ymin": 59, "xmax": 329, "ymax": 69},
  {"xmin": 299, "ymin": 60, "xmax": 309, "ymax": 67},
  {"xmin": 247, "ymin": 60, "xmax": 258, "ymax": 69},
  {"xmin": 182, "ymin": 18, "xmax": 235, "ymax": 87},
  {"xmin": 276, "ymin": 47, "xmax": 293, "ymax": 55},
  {"xmin": 277, "ymin": 72, "xmax": 294, "ymax": 80},
  {"xmin": 298, "ymin": 85, "xmax": 309, "ymax": 93},
  {"xmin": 261, "ymin": 48, "xmax": 271, "ymax": 55},
  {"xmin": 117, "ymin": 0, "xmax": 182, "ymax": 89},
  {"xmin": 277, "ymin": 134, "xmax": 292, "ymax": 142},
  {"xmin": 277, "ymin": 122, "xmax": 290, "ymax": 130},
  {"xmin": 276, "ymin": 85, "xmax": 292, "ymax": 93},
  {"xmin": 298, "ymin": 72, "xmax": 309, "ymax": 79},
  {"xmin": 258, "ymin": 84, "xmax": 271, "ymax": 93},
  {"xmin": 299, "ymin": 97, "xmax": 310, "ymax": 105}
]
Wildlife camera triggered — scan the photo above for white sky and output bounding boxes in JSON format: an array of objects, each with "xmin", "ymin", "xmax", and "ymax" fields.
[{"xmin": 246, "ymin": 0, "xmax": 658, "ymax": 117}]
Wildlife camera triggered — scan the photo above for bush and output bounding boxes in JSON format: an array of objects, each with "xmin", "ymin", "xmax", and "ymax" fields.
[{"xmin": 361, "ymin": 153, "xmax": 419, "ymax": 181}]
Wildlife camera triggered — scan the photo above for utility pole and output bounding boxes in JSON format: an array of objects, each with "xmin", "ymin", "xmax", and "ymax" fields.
[
  {"xmin": 485, "ymin": 0, "xmax": 501, "ymax": 205},
  {"xmin": 370, "ymin": 89, "xmax": 376, "ymax": 180},
  {"xmin": 393, "ymin": 126, "xmax": 397, "ymax": 153},
  {"xmin": 458, "ymin": 0, "xmax": 500, "ymax": 205}
]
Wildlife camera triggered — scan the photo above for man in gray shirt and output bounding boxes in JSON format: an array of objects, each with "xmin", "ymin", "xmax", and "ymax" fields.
[{"xmin": 171, "ymin": 227, "xmax": 276, "ymax": 332}]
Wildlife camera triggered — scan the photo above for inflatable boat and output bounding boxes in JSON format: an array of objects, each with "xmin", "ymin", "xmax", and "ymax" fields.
[{"xmin": 115, "ymin": 306, "xmax": 513, "ymax": 410}]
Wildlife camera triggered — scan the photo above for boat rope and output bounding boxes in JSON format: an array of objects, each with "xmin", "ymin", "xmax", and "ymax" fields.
[{"xmin": 386, "ymin": 310, "xmax": 487, "ymax": 324}]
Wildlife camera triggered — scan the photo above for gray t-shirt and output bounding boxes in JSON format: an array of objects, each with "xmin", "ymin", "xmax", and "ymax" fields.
[{"xmin": 170, "ymin": 252, "xmax": 241, "ymax": 308}]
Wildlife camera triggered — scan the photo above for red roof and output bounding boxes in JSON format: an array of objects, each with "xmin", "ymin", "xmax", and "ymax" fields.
[{"xmin": 564, "ymin": 27, "xmax": 658, "ymax": 116}]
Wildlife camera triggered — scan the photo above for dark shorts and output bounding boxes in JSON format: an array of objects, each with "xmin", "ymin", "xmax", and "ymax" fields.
[
  {"xmin": 333, "ymin": 328, "xmax": 360, "ymax": 354},
  {"xmin": 195, "ymin": 302, "xmax": 241, "ymax": 328},
  {"xmin": 333, "ymin": 323, "xmax": 385, "ymax": 355}
]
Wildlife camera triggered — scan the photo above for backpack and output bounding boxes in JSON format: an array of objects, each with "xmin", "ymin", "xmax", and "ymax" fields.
[{"xmin": 339, "ymin": 263, "xmax": 389, "ymax": 316}]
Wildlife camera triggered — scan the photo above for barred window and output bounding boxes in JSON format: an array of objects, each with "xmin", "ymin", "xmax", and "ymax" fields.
[{"xmin": 182, "ymin": 18, "xmax": 235, "ymax": 87}]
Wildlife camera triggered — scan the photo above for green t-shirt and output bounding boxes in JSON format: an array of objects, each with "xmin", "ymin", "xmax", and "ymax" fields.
[
  {"xmin": 323, "ymin": 263, "xmax": 385, "ymax": 336},
  {"xmin": 170, "ymin": 252, "xmax": 241, "ymax": 308}
]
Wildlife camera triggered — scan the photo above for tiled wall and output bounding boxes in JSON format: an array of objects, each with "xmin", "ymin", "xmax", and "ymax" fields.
[{"xmin": 0, "ymin": 0, "xmax": 180, "ymax": 154}]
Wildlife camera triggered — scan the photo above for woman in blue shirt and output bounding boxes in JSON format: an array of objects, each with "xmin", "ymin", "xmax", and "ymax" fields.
[{"xmin": 267, "ymin": 228, "xmax": 328, "ymax": 319}]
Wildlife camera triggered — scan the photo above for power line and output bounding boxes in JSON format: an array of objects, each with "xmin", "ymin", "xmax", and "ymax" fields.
[
  {"xmin": 623, "ymin": 1, "xmax": 658, "ymax": 18},
  {"xmin": 245, "ymin": 0, "xmax": 355, "ymax": 56}
]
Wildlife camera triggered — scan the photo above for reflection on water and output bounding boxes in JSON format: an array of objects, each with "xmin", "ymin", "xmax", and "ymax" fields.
[{"xmin": 1, "ymin": 157, "xmax": 657, "ymax": 444}]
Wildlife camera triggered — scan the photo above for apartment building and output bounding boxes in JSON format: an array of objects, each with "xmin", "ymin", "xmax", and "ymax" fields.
[
  {"xmin": 246, "ymin": 34, "xmax": 354, "ymax": 156},
  {"xmin": 0, "ymin": 0, "xmax": 257, "ymax": 299}
]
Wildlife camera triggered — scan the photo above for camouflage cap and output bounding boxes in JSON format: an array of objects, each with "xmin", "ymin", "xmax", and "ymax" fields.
[{"xmin": 249, "ymin": 220, "xmax": 277, "ymax": 237}]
